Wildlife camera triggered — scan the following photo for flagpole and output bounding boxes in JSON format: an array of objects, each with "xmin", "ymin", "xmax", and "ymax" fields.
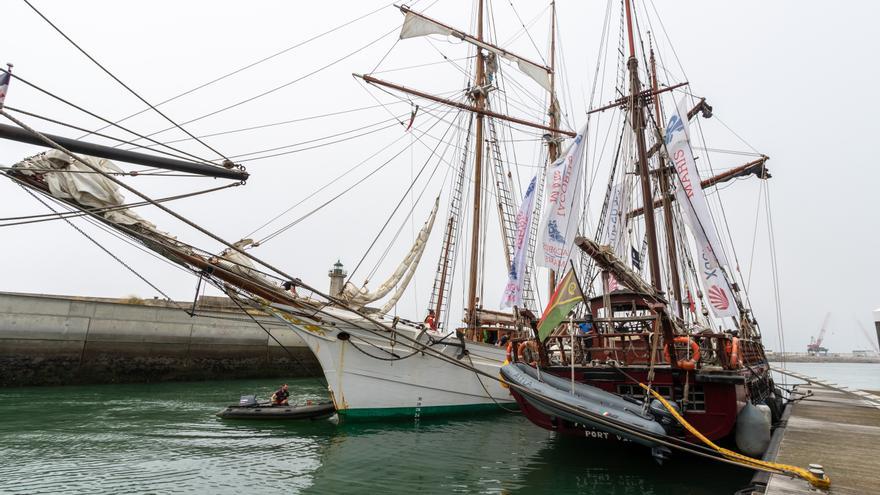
[
  {"xmin": 568, "ymin": 259, "xmax": 588, "ymax": 306},
  {"xmin": 568, "ymin": 260, "xmax": 586, "ymax": 394},
  {"xmin": 569, "ymin": 312, "xmax": 575, "ymax": 394}
]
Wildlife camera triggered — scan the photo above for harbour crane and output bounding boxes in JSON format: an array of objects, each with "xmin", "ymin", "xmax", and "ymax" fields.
[{"xmin": 807, "ymin": 313, "xmax": 830, "ymax": 356}]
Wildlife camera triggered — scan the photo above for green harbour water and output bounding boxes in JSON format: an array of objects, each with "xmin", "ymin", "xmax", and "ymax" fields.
[
  {"xmin": 9, "ymin": 359, "xmax": 879, "ymax": 494},
  {"xmin": 0, "ymin": 377, "xmax": 758, "ymax": 494}
]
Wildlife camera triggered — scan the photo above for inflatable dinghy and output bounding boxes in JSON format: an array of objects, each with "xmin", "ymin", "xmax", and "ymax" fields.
[
  {"xmin": 216, "ymin": 396, "xmax": 335, "ymax": 420},
  {"xmin": 500, "ymin": 362, "xmax": 674, "ymax": 461}
]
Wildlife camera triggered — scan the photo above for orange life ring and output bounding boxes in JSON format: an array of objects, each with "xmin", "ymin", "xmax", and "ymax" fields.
[
  {"xmin": 517, "ymin": 341, "xmax": 539, "ymax": 365},
  {"xmin": 725, "ymin": 337, "xmax": 741, "ymax": 368},
  {"xmin": 664, "ymin": 336, "xmax": 700, "ymax": 370},
  {"xmin": 505, "ymin": 342, "xmax": 513, "ymax": 363}
]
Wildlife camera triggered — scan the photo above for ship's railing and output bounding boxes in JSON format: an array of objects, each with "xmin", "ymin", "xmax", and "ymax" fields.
[
  {"xmin": 542, "ymin": 330, "xmax": 660, "ymax": 366},
  {"xmin": 456, "ymin": 324, "xmax": 530, "ymax": 346},
  {"xmin": 512, "ymin": 325, "xmax": 757, "ymax": 371}
]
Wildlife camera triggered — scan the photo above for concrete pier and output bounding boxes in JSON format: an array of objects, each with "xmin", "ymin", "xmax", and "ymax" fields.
[
  {"xmin": 756, "ymin": 383, "xmax": 880, "ymax": 494},
  {"xmin": 0, "ymin": 291, "xmax": 320, "ymax": 386}
]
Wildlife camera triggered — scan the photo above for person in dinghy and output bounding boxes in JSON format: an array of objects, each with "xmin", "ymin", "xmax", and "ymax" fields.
[{"xmin": 271, "ymin": 384, "xmax": 290, "ymax": 406}]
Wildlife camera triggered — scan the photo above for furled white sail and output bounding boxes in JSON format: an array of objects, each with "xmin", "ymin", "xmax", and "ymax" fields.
[
  {"xmin": 398, "ymin": 9, "xmax": 552, "ymax": 92},
  {"xmin": 13, "ymin": 150, "xmax": 154, "ymax": 228},
  {"xmin": 342, "ymin": 197, "xmax": 440, "ymax": 309},
  {"xmin": 379, "ymin": 199, "xmax": 439, "ymax": 313},
  {"xmin": 216, "ymin": 239, "xmax": 267, "ymax": 283}
]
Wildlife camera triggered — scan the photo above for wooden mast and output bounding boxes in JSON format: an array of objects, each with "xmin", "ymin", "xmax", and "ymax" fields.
[
  {"xmin": 650, "ymin": 46, "xmax": 683, "ymax": 317},
  {"xmin": 624, "ymin": 0, "xmax": 678, "ymax": 370},
  {"xmin": 624, "ymin": 0, "xmax": 662, "ymax": 293},
  {"xmin": 546, "ymin": 0, "xmax": 560, "ymax": 296},
  {"xmin": 466, "ymin": 0, "xmax": 486, "ymax": 331}
]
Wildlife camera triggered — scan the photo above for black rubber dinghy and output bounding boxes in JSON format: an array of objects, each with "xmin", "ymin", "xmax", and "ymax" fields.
[
  {"xmin": 216, "ymin": 400, "xmax": 336, "ymax": 420},
  {"xmin": 500, "ymin": 362, "xmax": 673, "ymax": 461}
]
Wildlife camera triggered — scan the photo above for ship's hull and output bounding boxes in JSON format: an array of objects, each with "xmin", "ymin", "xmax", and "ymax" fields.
[{"xmin": 266, "ymin": 305, "xmax": 515, "ymax": 419}]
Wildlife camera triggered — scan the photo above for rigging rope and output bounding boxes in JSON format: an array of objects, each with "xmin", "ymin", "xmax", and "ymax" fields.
[
  {"xmin": 77, "ymin": 1, "xmax": 397, "ymax": 140},
  {"xmin": 238, "ymin": 124, "xmax": 401, "ymax": 164},
  {"xmin": 131, "ymin": 101, "xmax": 410, "ymax": 149},
  {"xmin": 364, "ymin": 127, "xmax": 456, "ymax": 283},
  {"xmin": 1, "ymin": 70, "xmax": 219, "ymax": 167},
  {"xmin": 0, "ymin": 181, "xmax": 240, "ymax": 227},
  {"xmin": 641, "ymin": 383, "xmax": 829, "ymax": 489},
  {"xmin": 504, "ymin": 0, "xmax": 548, "ymax": 65},
  {"xmin": 226, "ymin": 113, "xmax": 409, "ymax": 161},
  {"xmin": 17, "ymin": 183, "xmax": 178, "ymax": 303},
  {"xmin": 124, "ymin": 25, "xmax": 403, "ymax": 146},
  {"xmin": 222, "ymin": 286, "xmax": 328, "ymax": 386},
  {"xmin": 253, "ymin": 106, "xmax": 457, "ymax": 247},
  {"xmin": 4, "ymin": 106, "xmax": 228, "ymax": 166},
  {"xmin": 346, "ymin": 108, "xmax": 462, "ymax": 285},
  {"xmin": 21, "ymin": 0, "xmax": 232, "ymax": 163},
  {"xmin": 242, "ymin": 131, "xmax": 417, "ymax": 240}
]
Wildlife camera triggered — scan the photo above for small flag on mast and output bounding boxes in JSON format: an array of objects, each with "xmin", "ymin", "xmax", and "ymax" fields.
[
  {"xmin": 536, "ymin": 268, "xmax": 584, "ymax": 341},
  {"xmin": 0, "ymin": 64, "xmax": 12, "ymax": 109}
]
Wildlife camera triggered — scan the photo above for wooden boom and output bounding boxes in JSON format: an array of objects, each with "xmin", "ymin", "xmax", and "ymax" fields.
[{"xmin": 356, "ymin": 74, "xmax": 577, "ymax": 137}]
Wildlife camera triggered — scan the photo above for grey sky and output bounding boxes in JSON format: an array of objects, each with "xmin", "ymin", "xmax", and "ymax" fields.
[{"xmin": 1, "ymin": 0, "xmax": 877, "ymax": 354}]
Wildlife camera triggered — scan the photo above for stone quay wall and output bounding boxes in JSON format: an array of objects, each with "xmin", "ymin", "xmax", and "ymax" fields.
[{"xmin": 0, "ymin": 292, "xmax": 321, "ymax": 387}]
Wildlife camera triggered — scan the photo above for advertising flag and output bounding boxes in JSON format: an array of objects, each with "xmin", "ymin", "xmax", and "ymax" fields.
[
  {"xmin": 501, "ymin": 176, "xmax": 537, "ymax": 308},
  {"xmin": 665, "ymin": 99, "xmax": 737, "ymax": 318},
  {"xmin": 536, "ymin": 125, "xmax": 588, "ymax": 273}
]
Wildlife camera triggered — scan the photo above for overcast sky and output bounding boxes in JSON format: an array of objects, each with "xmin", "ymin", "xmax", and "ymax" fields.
[{"xmin": 1, "ymin": 0, "xmax": 878, "ymax": 354}]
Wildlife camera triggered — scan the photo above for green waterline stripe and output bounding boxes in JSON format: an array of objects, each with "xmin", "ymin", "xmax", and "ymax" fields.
[{"xmin": 337, "ymin": 402, "xmax": 517, "ymax": 419}]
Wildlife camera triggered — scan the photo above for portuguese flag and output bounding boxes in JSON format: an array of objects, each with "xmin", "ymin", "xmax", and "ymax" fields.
[{"xmin": 537, "ymin": 269, "xmax": 584, "ymax": 341}]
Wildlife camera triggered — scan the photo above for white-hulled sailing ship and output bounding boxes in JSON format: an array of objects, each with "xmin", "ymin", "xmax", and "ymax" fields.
[{"xmin": 1, "ymin": 1, "xmax": 573, "ymax": 419}]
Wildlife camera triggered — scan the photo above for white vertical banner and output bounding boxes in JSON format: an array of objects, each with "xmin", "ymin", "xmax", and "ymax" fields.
[
  {"xmin": 666, "ymin": 98, "xmax": 737, "ymax": 318},
  {"xmin": 536, "ymin": 124, "xmax": 588, "ymax": 273},
  {"xmin": 602, "ymin": 183, "xmax": 629, "ymax": 256},
  {"xmin": 501, "ymin": 176, "xmax": 537, "ymax": 308},
  {"xmin": 601, "ymin": 183, "xmax": 630, "ymax": 293}
]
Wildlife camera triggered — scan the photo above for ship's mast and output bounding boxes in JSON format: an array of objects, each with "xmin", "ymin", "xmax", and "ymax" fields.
[
  {"xmin": 359, "ymin": 4, "xmax": 568, "ymax": 325},
  {"xmin": 466, "ymin": 0, "xmax": 487, "ymax": 330},
  {"xmin": 650, "ymin": 46, "xmax": 683, "ymax": 316},
  {"xmin": 624, "ymin": 0, "xmax": 662, "ymax": 293},
  {"xmin": 546, "ymin": 0, "xmax": 560, "ymax": 295}
]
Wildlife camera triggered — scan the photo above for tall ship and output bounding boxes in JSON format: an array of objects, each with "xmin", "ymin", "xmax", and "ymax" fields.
[{"xmin": 497, "ymin": 0, "xmax": 786, "ymax": 467}]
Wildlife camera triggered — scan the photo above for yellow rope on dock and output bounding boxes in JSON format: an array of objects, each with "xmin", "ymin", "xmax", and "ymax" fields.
[{"xmin": 638, "ymin": 383, "xmax": 831, "ymax": 489}]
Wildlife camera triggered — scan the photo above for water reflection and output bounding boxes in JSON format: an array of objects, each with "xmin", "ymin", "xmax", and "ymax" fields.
[{"xmin": 0, "ymin": 377, "xmax": 750, "ymax": 494}]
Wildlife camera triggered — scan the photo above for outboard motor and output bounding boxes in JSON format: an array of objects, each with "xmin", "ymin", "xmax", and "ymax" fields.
[
  {"xmin": 239, "ymin": 395, "xmax": 258, "ymax": 407},
  {"xmin": 648, "ymin": 398, "xmax": 684, "ymax": 435}
]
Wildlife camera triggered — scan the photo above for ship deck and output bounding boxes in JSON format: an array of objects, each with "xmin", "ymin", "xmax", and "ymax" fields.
[{"xmin": 754, "ymin": 384, "xmax": 880, "ymax": 494}]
